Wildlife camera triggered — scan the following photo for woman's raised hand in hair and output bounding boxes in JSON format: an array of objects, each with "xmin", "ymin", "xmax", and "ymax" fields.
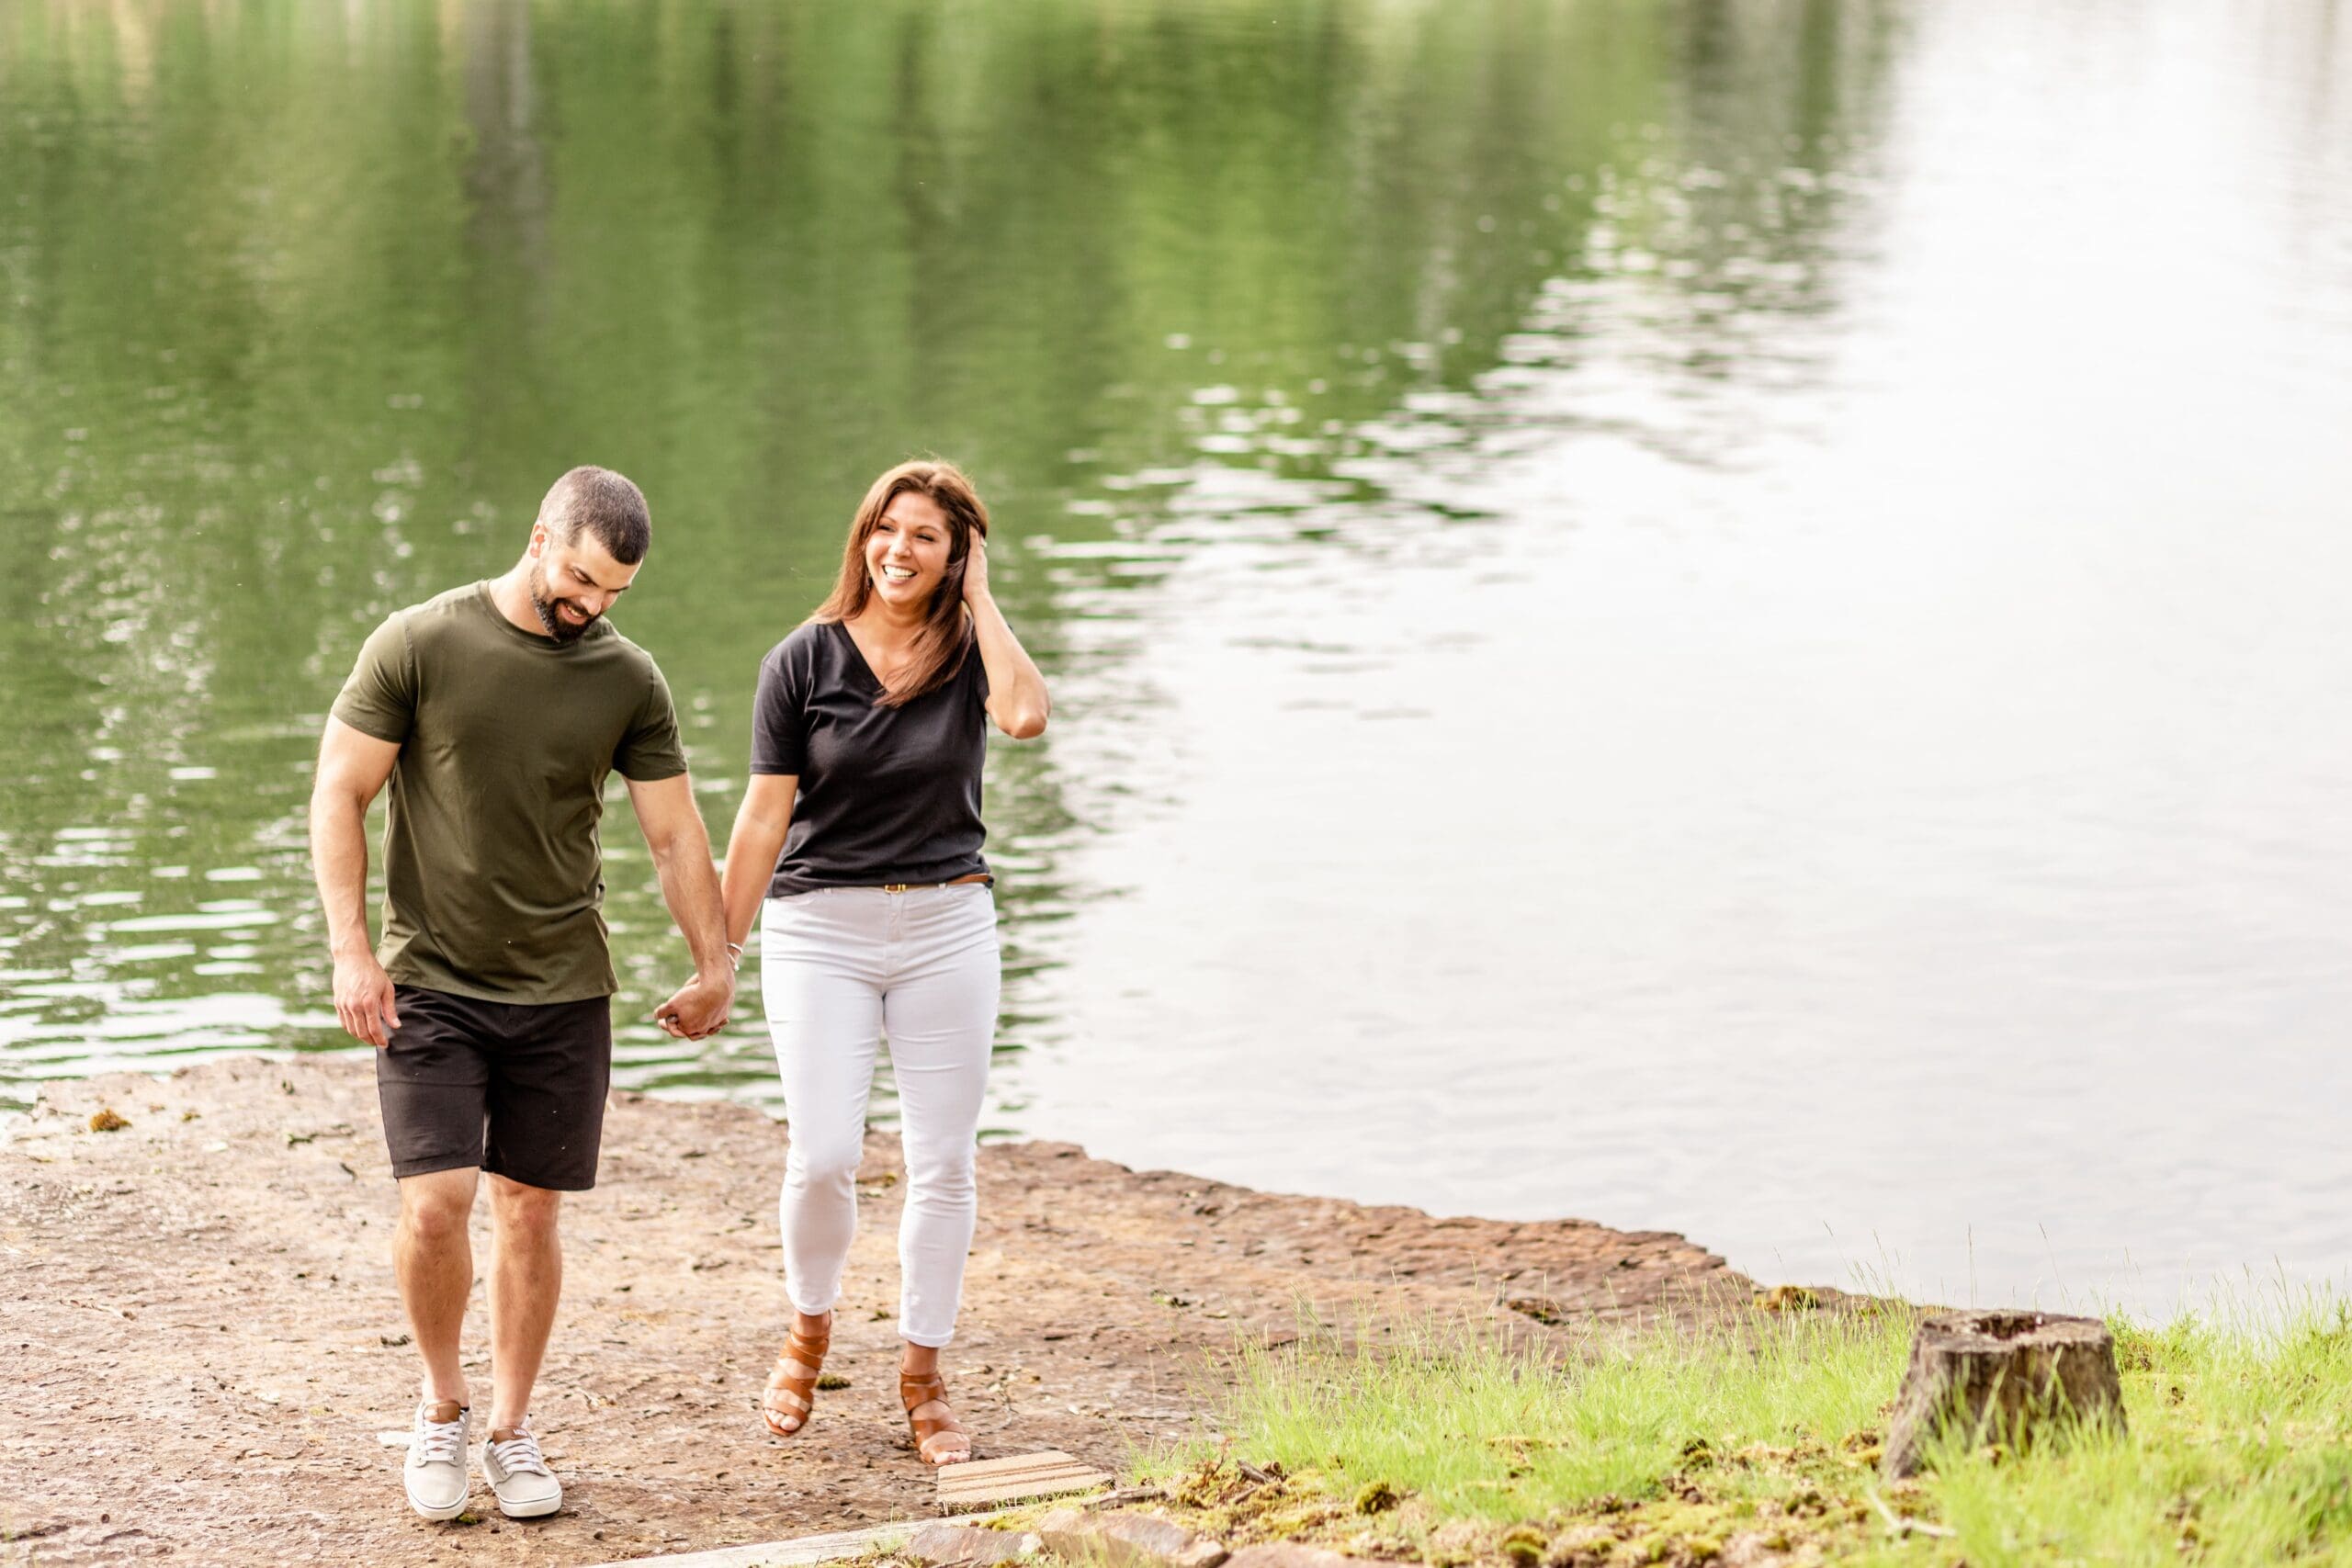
[{"xmin": 961, "ymin": 535, "xmax": 990, "ymax": 607}]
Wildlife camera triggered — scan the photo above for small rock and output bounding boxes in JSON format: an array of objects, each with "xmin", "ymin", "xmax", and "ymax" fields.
[
  {"xmin": 1544, "ymin": 1524, "xmax": 1621, "ymax": 1568},
  {"xmin": 1427, "ymin": 1519, "xmax": 1493, "ymax": 1565},
  {"xmin": 1035, "ymin": 1510, "xmax": 1227, "ymax": 1568},
  {"xmin": 89, "ymin": 1108, "xmax": 130, "ymax": 1133},
  {"xmin": 906, "ymin": 1523, "xmax": 1044, "ymax": 1565},
  {"xmin": 1224, "ymin": 1545, "xmax": 1359, "ymax": 1568}
]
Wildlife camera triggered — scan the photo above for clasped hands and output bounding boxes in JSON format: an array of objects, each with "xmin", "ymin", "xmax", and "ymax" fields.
[{"xmin": 654, "ymin": 968, "xmax": 735, "ymax": 1041}]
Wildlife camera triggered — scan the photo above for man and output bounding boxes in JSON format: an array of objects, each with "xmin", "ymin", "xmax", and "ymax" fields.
[{"xmin": 310, "ymin": 466, "xmax": 733, "ymax": 1521}]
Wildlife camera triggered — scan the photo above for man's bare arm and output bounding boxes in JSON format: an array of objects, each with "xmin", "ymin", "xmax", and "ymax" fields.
[
  {"xmin": 627, "ymin": 772, "xmax": 735, "ymax": 1040},
  {"xmin": 310, "ymin": 717, "xmax": 403, "ymax": 1048}
]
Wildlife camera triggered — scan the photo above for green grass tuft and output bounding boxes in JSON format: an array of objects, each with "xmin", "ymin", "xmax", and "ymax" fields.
[{"xmin": 1138, "ymin": 1289, "xmax": 2352, "ymax": 1567}]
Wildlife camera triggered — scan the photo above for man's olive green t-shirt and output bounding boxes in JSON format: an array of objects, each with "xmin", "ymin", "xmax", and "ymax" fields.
[{"xmin": 330, "ymin": 581, "xmax": 688, "ymax": 1005}]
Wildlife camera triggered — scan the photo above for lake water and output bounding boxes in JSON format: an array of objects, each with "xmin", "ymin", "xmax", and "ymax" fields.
[{"xmin": 3, "ymin": 0, "xmax": 2348, "ymax": 1318}]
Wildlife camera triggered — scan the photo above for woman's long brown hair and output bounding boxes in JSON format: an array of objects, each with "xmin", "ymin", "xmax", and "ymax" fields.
[{"xmin": 809, "ymin": 459, "xmax": 990, "ymax": 707}]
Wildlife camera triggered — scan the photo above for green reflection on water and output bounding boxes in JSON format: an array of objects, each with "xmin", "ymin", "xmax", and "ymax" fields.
[{"xmin": 0, "ymin": 0, "xmax": 1888, "ymax": 1113}]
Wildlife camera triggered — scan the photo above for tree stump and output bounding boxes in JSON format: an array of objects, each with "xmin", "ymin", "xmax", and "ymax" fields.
[{"xmin": 1881, "ymin": 1310, "xmax": 2125, "ymax": 1478}]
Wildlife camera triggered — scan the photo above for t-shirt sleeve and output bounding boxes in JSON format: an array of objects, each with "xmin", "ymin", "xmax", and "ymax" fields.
[
  {"xmin": 615, "ymin": 660, "xmax": 688, "ymax": 782},
  {"xmin": 329, "ymin": 613, "xmax": 416, "ymax": 744},
  {"xmin": 749, "ymin": 642, "xmax": 808, "ymax": 774}
]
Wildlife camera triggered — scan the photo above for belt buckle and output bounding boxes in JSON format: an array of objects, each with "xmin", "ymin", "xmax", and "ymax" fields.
[{"xmin": 881, "ymin": 883, "xmax": 911, "ymax": 894}]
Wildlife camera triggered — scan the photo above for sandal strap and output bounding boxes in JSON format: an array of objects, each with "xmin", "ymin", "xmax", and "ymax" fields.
[
  {"xmin": 772, "ymin": 1320, "xmax": 831, "ymax": 1380},
  {"xmin": 763, "ymin": 1315, "xmax": 833, "ymax": 1437},
  {"xmin": 900, "ymin": 1371, "xmax": 970, "ymax": 1461},
  {"xmin": 899, "ymin": 1371, "xmax": 946, "ymax": 1413}
]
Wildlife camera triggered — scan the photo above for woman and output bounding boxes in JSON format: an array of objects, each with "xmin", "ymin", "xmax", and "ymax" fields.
[{"xmin": 718, "ymin": 459, "xmax": 1050, "ymax": 1466}]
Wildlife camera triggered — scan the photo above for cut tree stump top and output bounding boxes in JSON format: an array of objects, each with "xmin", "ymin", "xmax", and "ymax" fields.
[{"xmin": 1882, "ymin": 1309, "xmax": 2125, "ymax": 1479}]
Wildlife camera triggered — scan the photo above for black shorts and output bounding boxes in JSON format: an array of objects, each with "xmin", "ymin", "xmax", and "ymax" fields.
[{"xmin": 375, "ymin": 985, "xmax": 613, "ymax": 1191}]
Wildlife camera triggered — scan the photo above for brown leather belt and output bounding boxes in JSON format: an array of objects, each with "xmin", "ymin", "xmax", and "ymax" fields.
[{"xmin": 876, "ymin": 872, "xmax": 994, "ymax": 894}]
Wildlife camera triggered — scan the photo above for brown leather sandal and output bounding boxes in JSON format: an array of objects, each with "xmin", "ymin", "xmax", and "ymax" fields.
[
  {"xmin": 762, "ymin": 1314, "xmax": 831, "ymax": 1438},
  {"xmin": 899, "ymin": 1370, "xmax": 973, "ymax": 1465}
]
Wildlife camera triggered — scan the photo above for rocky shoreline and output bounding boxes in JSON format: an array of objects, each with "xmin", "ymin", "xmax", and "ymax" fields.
[{"xmin": 2, "ymin": 1055, "xmax": 1757, "ymax": 1567}]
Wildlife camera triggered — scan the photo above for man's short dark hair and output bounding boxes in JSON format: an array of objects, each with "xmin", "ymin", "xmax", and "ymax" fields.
[{"xmin": 538, "ymin": 466, "xmax": 651, "ymax": 564}]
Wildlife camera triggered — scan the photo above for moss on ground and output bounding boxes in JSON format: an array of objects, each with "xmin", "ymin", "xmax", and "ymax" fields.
[
  {"xmin": 1138, "ymin": 1447, "xmax": 1894, "ymax": 1567},
  {"xmin": 1115, "ymin": 1292, "xmax": 2352, "ymax": 1567}
]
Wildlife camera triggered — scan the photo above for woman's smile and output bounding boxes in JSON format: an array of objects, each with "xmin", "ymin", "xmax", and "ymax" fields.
[{"xmin": 864, "ymin": 492, "xmax": 953, "ymax": 604}]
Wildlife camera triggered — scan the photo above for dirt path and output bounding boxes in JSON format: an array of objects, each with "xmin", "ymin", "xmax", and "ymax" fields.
[{"xmin": 2, "ymin": 1056, "xmax": 1753, "ymax": 1567}]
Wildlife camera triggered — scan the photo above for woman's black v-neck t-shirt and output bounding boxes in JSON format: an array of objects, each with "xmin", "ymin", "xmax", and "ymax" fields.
[{"xmin": 749, "ymin": 619, "xmax": 991, "ymax": 897}]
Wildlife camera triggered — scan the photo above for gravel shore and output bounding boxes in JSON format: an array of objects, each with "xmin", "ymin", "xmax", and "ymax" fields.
[{"xmin": 2, "ymin": 1055, "xmax": 1749, "ymax": 1566}]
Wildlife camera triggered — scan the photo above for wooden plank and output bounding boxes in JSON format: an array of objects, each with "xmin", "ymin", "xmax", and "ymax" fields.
[
  {"xmin": 944, "ymin": 1450, "xmax": 1098, "ymax": 1483},
  {"xmin": 938, "ymin": 1449, "xmax": 1114, "ymax": 1513},
  {"xmin": 937, "ymin": 1457, "xmax": 1109, "ymax": 1498},
  {"xmin": 578, "ymin": 1519, "xmax": 925, "ymax": 1568},
  {"xmin": 579, "ymin": 1506, "xmax": 1031, "ymax": 1568}
]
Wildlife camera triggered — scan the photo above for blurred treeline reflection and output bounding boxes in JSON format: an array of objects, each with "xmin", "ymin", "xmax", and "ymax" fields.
[{"xmin": 0, "ymin": 0, "xmax": 1890, "ymax": 1106}]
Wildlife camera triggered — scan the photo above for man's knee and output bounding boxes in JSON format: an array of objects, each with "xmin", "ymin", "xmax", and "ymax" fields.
[
  {"xmin": 487, "ymin": 1173, "xmax": 563, "ymax": 1235},
  {"xmin": 399, "ymin": 1168, "xmax": 479, "ymax": 1243}
]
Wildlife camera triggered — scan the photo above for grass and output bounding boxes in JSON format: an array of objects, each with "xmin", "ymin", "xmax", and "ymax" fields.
[{"xmin": 1125, "ymin": 1290, "xmax": 2352, "ymax": 1568}]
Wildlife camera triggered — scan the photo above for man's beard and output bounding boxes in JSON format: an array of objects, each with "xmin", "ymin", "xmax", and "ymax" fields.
[{"xmin": 528, "ymin": 565, "xmax": 598, "ymax": 644}]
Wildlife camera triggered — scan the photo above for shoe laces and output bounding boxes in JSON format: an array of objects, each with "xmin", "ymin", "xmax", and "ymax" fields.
[
  {"xmin": 488, "ymin": 1418, "xmax": 550, "ymax": 1478},
  {"xmin": 413, "ymin": 1406, "xmax": 466, "ymax": 1466}
]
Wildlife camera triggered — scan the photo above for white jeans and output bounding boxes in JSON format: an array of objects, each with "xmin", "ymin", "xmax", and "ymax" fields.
[{"xmin": 760, "ymin": 884, "xmax": 1001, "ymax": 1348}]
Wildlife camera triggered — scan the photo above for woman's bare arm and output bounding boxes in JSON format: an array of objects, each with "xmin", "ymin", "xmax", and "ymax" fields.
[
  {"xmin": 963, "ymin": 538, "xmax": 1050, "ymax": 739},
  {"xmin": 721, "ymin": 773, "xmax": 798, "ymax": 952}
]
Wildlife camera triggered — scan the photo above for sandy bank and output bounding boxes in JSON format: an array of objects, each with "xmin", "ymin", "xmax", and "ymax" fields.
[{"xmin": 1, "ymin": 1056, "xmax": 1755, "ymax": 1566}]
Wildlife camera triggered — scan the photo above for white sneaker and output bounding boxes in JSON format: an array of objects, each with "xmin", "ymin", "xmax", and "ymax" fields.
[
  {"xmin": 404, "ymin": 1400, "xmax": 471, "ymax": 1520},
  {"xmin": 481, "ymin": 1415, "xmax": 563, "ymax": 1518}
]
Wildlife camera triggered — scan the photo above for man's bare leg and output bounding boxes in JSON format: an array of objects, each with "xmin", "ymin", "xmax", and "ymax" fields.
[
  {"xmin": 485, "ymin": 1173, "xmax": 563, "ymax": 1431},
  {"xmin": 397, "ymin": 1168, "xmax": 480, "ymax": 1405}
]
